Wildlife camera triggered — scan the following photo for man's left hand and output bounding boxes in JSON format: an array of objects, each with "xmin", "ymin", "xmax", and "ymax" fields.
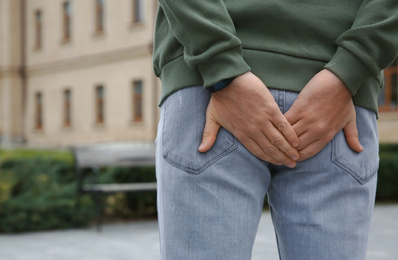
[{"xmin": 284, "ymin": 69, "xmax": 363, "ymax": 161}]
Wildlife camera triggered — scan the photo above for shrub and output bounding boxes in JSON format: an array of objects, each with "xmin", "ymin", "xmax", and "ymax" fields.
[
  {"xmin": 377, "ymin": 149, "xmax": 398, "ymax": 201},
  {"xmin": 0, "ymin": 158, "xmax": 94, "ymax": 232},
  {"xmin": 97, "ymin": 167, "xmax": 157, "ymax": 220},
  {"xmin": 379, "ymin": 143, "xmax": 398, "ymax": 153},
  {"xmin": 0, "ymin": 157, "xmax": 95, "ymax": 233},
  {"xmin": 0, "ymin": 144, "xmax": 396, "ymax": 233},
  {"xmin": 0, "ymin": 149, "xmax": 157, "ymax": 233}
]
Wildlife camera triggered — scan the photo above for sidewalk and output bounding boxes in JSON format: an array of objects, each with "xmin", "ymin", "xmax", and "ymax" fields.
[{"xmin": 0, "ymin": 204, "xmax": 397, "ymax": 260}]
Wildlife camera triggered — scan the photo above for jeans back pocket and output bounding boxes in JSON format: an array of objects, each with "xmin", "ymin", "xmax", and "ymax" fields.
[
  {"xmin": 331, "ymin": 107, "xmax": 379, "ymax": 184},
  {"xmin": 162, "ymin": 87, "xmax": 237, "ymax": 175}
]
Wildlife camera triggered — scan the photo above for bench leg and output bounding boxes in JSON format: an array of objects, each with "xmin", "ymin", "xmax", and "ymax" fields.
[{"xmin": 92, "ymin": 191, "xmax": 103, "ymax": 232}]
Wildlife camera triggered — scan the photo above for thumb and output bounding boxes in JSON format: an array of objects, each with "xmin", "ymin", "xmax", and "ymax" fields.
[
  {"xmin": 343, "ymin": 118, "xmax": 363, "ymax": 153},
  {"xmin": 198, "ymin": 115, "xmax": 221, "ymax": 153}
]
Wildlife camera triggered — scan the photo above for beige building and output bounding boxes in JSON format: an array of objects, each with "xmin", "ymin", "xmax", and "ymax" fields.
[
  {"xmin": 0, "ymin": 0, "xmax": 397, "ymax": 148},
  {"xmin": 1, "ymin": 0, "xmax": 160, "ymax": 148},
  {"xmin": 377, "ymin": 62, "xmax": 398, "ymax": 143}
]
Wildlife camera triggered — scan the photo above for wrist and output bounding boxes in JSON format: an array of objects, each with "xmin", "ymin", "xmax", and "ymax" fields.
[{"xmin": 324, "ymin": 69, "xmax": 352, "ymax": 98}]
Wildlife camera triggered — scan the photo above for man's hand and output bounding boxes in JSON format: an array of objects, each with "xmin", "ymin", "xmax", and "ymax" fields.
[
  {"xmin": 198, "ymin": 72, "xmax": 299, "ymax": 168},
  {"xmin": 284, "ymin": 69, "xmax": 363, "ymax": 161}
]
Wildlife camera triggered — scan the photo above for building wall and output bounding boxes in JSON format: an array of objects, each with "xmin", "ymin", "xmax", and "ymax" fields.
[
  {"xmin": 378, "ymin": 60, "xmax": 398, "ymax": 144},
  {"xmin": 0, "ymin": 0, "xmax": 397, "ymax": 148},
  {"xmin": 378, "ymin": 112, "xmax": 398, "ymax": 143},
  {"xmin": 26, "ymin": 0, "xmax": 154, "ymax": 66},
  {"xmin": 0, "ymin": 0, "xmax": 24, "ymax": 146},
  {"xmin": 26, "ymin": 55, "xmax": 157, "ymax": 147},
  {"xmin": 22, "ymin": 0, "xmax": 159, "ymax": 148}
]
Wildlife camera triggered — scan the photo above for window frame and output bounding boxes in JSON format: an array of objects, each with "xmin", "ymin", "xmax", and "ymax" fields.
[
  {"xmin": 35, "ymin": 92, "xmax": 43, "ymax": 130},
  {"xmin": 63, "ymin": 89, "xmax": 72, "ymax": 127},
  {"xmin": 132, "ymin": 0, "xmax": 145, "ymax": 24},
  {"xmin": 379, "ymin": 59, "xmax": 398, "ymax": 112},
  {"xmin": 95, "ymin": 85, "xmax": 105, "ymax": 124},
  {"xmin": 132, "ymin": 80, "xmax": 143, "ymax": 122},
  {"xmin": 95, "ymin": 0, "xmax": 105, "ymax": 33},
  {"xmin": 62, "ymin": 1, "xmax": 72, "ymax": 42},
  {"xmin": 34, "ymin": 9, "xmax": 43, "ymax": 49}
]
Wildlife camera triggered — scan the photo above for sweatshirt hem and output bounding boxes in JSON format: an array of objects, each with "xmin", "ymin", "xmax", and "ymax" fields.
[{"xmin": 158, "ymin": 49, "xmax": 381, "ymax": 114}]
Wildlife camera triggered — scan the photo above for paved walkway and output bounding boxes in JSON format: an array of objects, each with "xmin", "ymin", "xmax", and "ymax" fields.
[{"xmin": 0, "ymin": 204, "xmax": 397, "ymax": 260}]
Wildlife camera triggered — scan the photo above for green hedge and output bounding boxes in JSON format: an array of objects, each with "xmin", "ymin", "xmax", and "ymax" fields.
[
  {"xmin": 0, "ymin": 156, "xmax": 94, "ymax": 233},
  {"xmin": 0, "ymin": 145, "xmax": 397, "ymax": 233},
  {"xmin": 377, "ymin": 144, "xmax": 398, "ymax": 201},
  {"xmin": 379, "ymin": 143, "xmax": 398, "ymax": 153},
  {"xmin": 0, "ymin": 149, "xmax": 156, "ymax": 233},
  {"xmin": 97, "ymin": 167, "xmax": 157, "ymax": 219}
]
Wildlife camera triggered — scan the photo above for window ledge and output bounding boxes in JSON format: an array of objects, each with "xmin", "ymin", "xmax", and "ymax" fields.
[
  {"xmin": 129, "ymin": 120, "xmax": 145, "ymax": 127},
  {"xmin": 33, "ymin": 45, "xmax": 42, "ymax": 51},
  {"xmin": 93, "ymin": 30, "xmax": 105, "ymax": 38},
  {"xmin": 32, "ymin": 127, "xmax": 44, "ymax": 134},
  {"xmin": 129, "ymin": 22, "xmax": 145, "ymax": 30},
  {"xmin": 93, "ymin": 122, "xmax": 106, "ymax": 129},
  {"xmin": 61, "ymin": 38, "xmax": 71, "ymax": 45},
  {"xmin": 61, "ymin": 125, "xmax": 73, "ymax": 131}
]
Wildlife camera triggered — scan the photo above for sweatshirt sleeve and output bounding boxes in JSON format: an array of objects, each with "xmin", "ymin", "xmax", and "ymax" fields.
[
  {"xmin": 157, "ymin": 0, "xmax": 251, "ymax": 88},
  {"xmin": 325, "ymin": 0, "xmax": 398, "ymax": 95}
]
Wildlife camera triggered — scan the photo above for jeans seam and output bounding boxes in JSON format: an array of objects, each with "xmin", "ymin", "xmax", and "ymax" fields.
[
  {"xmin": 269, "ymin": 205, "xmax": 283, "ymax": 260},
  {"xmin": 163, "ymin": 140, "xmax": 238, "ymax": 175}
]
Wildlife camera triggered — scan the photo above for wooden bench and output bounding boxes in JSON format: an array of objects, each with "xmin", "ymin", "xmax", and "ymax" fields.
[{"xmin": 72, "ymin": 142, "xmax": 156, "ymax": 231}]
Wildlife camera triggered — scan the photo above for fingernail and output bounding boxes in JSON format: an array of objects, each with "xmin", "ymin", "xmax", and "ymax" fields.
[
  {"xmin": 287, "ymin": 163, "xmax": 296, "ymax": 168},
  {"xmin": 292, "ymin": 142, "xmax": 299, "ymax": 147},
  {"xmin": 291, "ymin": 155, "xmax": 299, "ymax": 161}
]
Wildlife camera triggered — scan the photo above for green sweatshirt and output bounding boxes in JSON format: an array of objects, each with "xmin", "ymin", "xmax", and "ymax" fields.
[{"xmin": 153, "ymin": 0, "xmax": 398, "ymax": 114}]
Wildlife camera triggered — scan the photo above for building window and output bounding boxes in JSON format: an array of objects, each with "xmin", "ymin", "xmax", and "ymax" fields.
[
  {"xmin": 379, "ymin": 59, "xmax": 398, "ymax": 112},
  {"xmin": 35, "ymin": 10, "xmax": 43, "ymax": 49},
  {"xmin": 95, "ymin": 86, "xmax": 105, "ymax": 124},
  {"xmin": 35, "ymin": 92, "xmax": 43, "ymax": 129},
  {"xmin": 133, "ymin": 80, "xmax": 143, "ymax": 122},
  {"xmin": 63, "ymin": 1, "xmax": 72, "ymax": 41},
  {"xmin": 63, "ymin": 89, "xmax": 72, "ymax": 127},
  {"xmin": 132, "ymin": 0, "xmax": 145, "ymax": 24},
  {"xmin": 95, "ymin": 0, "xmax": 105, "ymax": 32}
]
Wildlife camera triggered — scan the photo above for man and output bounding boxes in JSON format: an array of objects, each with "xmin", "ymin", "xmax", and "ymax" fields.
[{"xmin": 153, "ymin": 1, "xmax": 398, "ymax": 259}]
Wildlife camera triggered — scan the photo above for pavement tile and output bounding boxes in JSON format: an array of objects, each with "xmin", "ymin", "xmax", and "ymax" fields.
[{"xmin": 0, "ymin": 204, "xmax": 396, "ymax": 260}]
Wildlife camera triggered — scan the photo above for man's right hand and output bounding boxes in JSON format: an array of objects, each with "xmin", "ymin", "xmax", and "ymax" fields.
[{"xmin": 198, "ymin": 72, "xmax": 299, "ymax": 168}]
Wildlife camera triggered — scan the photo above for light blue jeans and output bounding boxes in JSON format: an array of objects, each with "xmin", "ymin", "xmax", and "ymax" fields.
[{"xmin": 156, "ymin": 86, "xmax": 379, "ymax": 260}]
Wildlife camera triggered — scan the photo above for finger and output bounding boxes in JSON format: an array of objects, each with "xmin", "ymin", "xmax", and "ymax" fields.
[
  {"xmin": 272, "ymin": 115, "xmax": 299, "ymax": 148},
  {"xmin": 297, "ymin": 139, "xmax": 328, "ymax": 161},
  {"xmin": 293, "ymin": 130, "xmax": 314, "ymax": 151},
  {"xmin": 238, "ymin": 137, "xmax": 280, "ymax": 165},
  {"xmin": 239, "ymin": 136, "xmax": 296, "ymax": 168},
  {"xmin": 291, "ymin": 119, "xmax": 309, "ymax": 138},
  {"xmin": 284, "ymin": 107, "xmax": 301, "ymax": 126},
  {"xmin": 343, "ymin": 119, "xmax": 363, "ymax": 153},
  {"xmin": 198, "ymin": 116, "xmax": 221, "ymax": 153},
  {"xmin": 246, "ymin": 132, "xmax": 297, "ymax": 167},
  {"xmin": 261, "ymin": 125, "xmax": 299, "ymax": 161}
]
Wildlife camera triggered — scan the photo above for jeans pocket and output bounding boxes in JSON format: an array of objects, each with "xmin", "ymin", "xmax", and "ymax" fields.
[
  {"xmin": 331, "ymin": 107, "xmax": 379, "ymax": 184},
  {"xmin": 161, "ymin": 87, "xmax": 237, "ymax": 175}
]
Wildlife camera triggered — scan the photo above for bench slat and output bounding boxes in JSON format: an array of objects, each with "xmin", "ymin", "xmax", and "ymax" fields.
[{"xmin": 83, "ymin": 183, "xmax": 157, "ymax": 193}]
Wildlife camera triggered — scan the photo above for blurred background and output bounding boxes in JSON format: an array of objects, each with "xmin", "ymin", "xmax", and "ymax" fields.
[
  {"xmin": 0, "ymin": 0, "xmax": 397, "ymax": 259},
  {"xmin": 0, "ymin": 0, "xmax": 159, "ymax": 148},
  {"xmin": 0, "ymin": 0, "xmax": 159, "ymax": 233}
]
